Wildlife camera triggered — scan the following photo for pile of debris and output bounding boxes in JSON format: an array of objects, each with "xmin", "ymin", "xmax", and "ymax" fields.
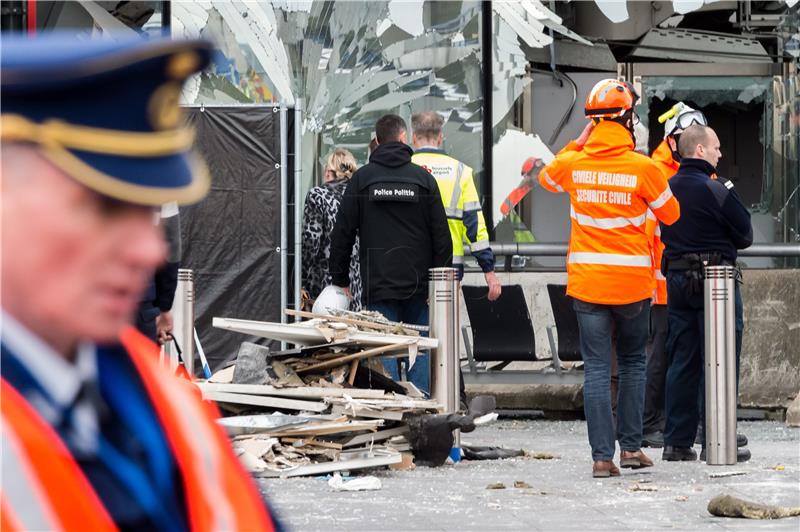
[{"xmin": 198, "ymin": 310, "xmax": 445, "ymax": 478}]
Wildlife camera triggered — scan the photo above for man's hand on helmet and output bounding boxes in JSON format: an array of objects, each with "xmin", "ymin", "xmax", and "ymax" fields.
[{"xmin": 520, "ymin": 156, "xmax": 543, "ymax": 178}]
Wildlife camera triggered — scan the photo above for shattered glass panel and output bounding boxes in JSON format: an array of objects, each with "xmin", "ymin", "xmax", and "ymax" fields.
[
  {"xmin": 174, "ymin": 1, "xmax": 485, "ymax": 203},
  {"xmin": 643, "ymin": 73, "xmax": 798, "ymax": 267},
  {"xmin": 174, "ymin": 1, "xmax": 584, "ymax": 227},
  {"xmin": 490, "ymin": 2, "xmax": 589, "ymax": 252}
]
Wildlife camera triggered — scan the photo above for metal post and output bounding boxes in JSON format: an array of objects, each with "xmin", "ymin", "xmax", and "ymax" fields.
[
  {"xmin": 429, "ymin": 267, "xmax": 461, "ymax": 461},
  {"xmin": 173, "ymin": 268, "xmax": 196, "ymax": 378},
  {"xmin": 293, "ymin": 99, "xmax": 303, "ymax": 321},
  {"xmin": 280, "ymin": 104, "xmax": 288, "ymax": 347},
  {"xmin": 703, "ymin": 265, "xmax": 737, "ymax": 465}
]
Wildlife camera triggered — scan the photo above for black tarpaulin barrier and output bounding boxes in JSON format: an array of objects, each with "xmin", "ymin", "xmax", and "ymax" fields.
[{"xmin": 182, "ymin": 106, "xmax": 282, "ymax": 371}]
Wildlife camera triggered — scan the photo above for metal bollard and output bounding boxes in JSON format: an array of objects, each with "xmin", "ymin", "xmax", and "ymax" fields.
[
  {"xmin": 428, "ymin": 267, "xmax": 461, "ymax": 460},
  {"xmin": 703, "ymin": 265, "xmax": 737, "ymax": 465},
  {"xmin": 172, "ymin": 269, "xmax": 196, "ymax": 378}
]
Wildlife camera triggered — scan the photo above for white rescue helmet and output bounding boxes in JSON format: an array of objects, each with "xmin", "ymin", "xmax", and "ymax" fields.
[
  {"xmin": 312, "ymin": 285, "xmax": 350, "ymax": 315},
  {"xmin": 663, "ymin": 103, "xmax": 707, "ymax": 138}
]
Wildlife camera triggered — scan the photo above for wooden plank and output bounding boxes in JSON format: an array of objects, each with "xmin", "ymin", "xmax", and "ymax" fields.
[
  {"xmin": 331, "ymin": 404, "xmax": 404, "ymax": 421},
  {"xmin": 295, "ymin": 343, "xmax": 410, "ymax": 374},
  {"xmin": 340, "ymin": 425, "xmax": 410, "ymax": 448},
  {"xmin": 213, "ymin": 316, "xmax": 438, "ymax": 349},
  {"xmin": 262, "ymin": 419, "xmax": 384, "ymax": 438},
  {"xmin": 347, "ymin": 359, "xmax": 359, "ymax": 386},
  {"xmin": 327, "ymin": 397, "xmax": 441, "ymax": 410},
  {"xmin": 286, "ymin": 309, "xmax": 403, "ymax": 333},
  {"xmin": 255, "ymin": 449, "xmax": 402, "ymax": 478},
  {"xmin": 196, "ymin": 382, "xmax": 388, "ymax": 399},
  {"xmin": 202, "ymin": 390, "xmax": 327, "ymax": 412},
  {"xmin": 281, "ymin": 437, "xmax": 343, "ymax": 450}
]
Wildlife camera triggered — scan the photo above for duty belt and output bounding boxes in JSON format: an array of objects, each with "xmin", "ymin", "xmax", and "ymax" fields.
[
  {"xmin": 661, "ymin": 252, "xmax": 741, "ymax": 298},
  {"xmin": 663, "ymin": 253, "xmax": 734, "ymax": 271}
]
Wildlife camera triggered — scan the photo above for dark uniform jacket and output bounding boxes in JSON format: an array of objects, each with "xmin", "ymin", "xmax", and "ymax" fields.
[
  {"xmin": 661, "ymin": 158, "xmax": 753, "ymax": 262},
  {"xmin": 330, "ymin": 141, "xmax": 452, "ymax": 304}
]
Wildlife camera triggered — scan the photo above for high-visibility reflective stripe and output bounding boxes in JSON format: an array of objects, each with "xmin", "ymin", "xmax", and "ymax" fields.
[
  {"xmin": 1, "ymin": 420, "xmax": 61, "ymax": 531},
  {"xmin": 570, "ymin": 206, "xmax": 646, "ymax": 230},
  {"xmin": 449, "ymin": 163, "xmax": 464, "ymax": 211},
  {"xmin": 445, "ymin": 207, "xmax": 463, "ymax": 219},
  {"xmin": 646, "ymin": 209, "xmax": 656, "ymax": 221},
  {"xmin": 649, "ymin": 186, "xmax": 674, "ymax": 210},
  {"xmin": 655, "ymin": 270, "xmax": 666, "ymax": 281},
  {"xmin": 655, "ymin": 225, "xmax": 662, "ymax": 237},
  {"xmin": 464, "ymin": 201, "xmax": 481, "ymax": 211},
  {"xmin": 470, "ymin": 240, "xmax": 491, "ymax": 251},
  {"xmin": 542, "ymin": 169, "xmax": 564, "ymax": 192},
  {"xmin": 568, "ymin": 252, "xmax": 652, "ymax": 267},
  {"xmin": 152, "ymin": 373, "xmax": 235, "ymax": 530},
  {"xmin": 452, "ymin": 255, "xmax": 464, "ymax": 264}
]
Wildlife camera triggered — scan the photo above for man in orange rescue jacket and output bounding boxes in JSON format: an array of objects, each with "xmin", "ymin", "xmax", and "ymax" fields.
[
  {"xmin": 0, "ymin": 34, "xmax": 280, "ymax": 531},
  {"xmin": 539, "ymin": 79, "xmax": 680, "ymax": 478}
]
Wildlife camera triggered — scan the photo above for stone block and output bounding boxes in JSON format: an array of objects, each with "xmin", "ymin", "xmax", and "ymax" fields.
[
  {"xmin": 232, "ymin": 342, "xmax": 270, "ymax": 384},
  {"xmin": 739, "ymin": 269, "xmax": 800, "ymax": 408},
  {"xmin": 786, "ymin": 392, "xmax": 800, "ymax": 427}
]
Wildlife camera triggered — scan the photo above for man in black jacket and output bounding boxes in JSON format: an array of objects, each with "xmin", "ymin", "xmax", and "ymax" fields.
[
  {"xmin": 136, "ymin": 203, "xmax": 181, "ymax": 345},
  {"xmin": 330, "ymin": 114, "xmax": 452, "ymax": 394},
  {"xmin": 659, "ymin": 124, "xmax": 753, "ymax": 463}
]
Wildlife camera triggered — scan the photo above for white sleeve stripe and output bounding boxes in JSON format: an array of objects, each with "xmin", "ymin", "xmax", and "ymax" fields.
[{"xmin": 649, "ymin": 186, "xmax": 674, "ymax": 210}]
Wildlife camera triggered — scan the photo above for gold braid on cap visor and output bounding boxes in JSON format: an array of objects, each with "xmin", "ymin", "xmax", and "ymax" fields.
[
  {"xmin": 0, "ymin": 113, "xmax": 209, "ymax": 206},
  {"xmin": 0, "ymin": 114, "xmax": 195, "ymax": 156}
]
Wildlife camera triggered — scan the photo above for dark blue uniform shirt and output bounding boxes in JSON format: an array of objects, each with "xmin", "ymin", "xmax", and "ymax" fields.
[{"xmin": 661, "ymin": 158, "xmax": 753, "ymax": 261}]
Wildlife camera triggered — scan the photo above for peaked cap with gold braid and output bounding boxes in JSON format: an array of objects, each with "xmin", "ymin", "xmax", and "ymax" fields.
[{"xmin": 1, "ymin": 33, "xmax": 212, "ymax": 206}]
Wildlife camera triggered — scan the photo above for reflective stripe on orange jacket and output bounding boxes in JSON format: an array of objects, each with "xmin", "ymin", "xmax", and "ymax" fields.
[
  {"xmin": 646, "ymin": 139, "xmax": 681, "ymax": 304},
  {"xmin": 540, "ymin": 121, "xmax": 680, "ymax": 305},
  {"xmin": 1, "ymin": 326, "xmax": 276, "ymax": 532}
]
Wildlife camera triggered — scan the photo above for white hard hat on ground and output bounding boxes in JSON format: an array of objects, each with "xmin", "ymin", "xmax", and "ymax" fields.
[{"xmin": 312, "ymin": 285, "xmax": 350, "ymax": 315}]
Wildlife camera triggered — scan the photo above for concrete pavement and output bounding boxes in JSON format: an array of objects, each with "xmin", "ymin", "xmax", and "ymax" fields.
[{"xmin": 260, "ymin": 420, "xmax": 800, "ymax": 531}]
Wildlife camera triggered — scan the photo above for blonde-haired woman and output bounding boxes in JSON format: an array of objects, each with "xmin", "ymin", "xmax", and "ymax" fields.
[{"xmin": 302, "ymin": 148, "xmax": 363, "ymax": 310}]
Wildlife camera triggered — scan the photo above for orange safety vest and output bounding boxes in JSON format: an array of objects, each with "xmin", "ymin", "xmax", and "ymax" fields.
[
  {"xmin": 646, "ymin": 139, "xmax": 681, "ymax": 305},
  {"xmin": 1, "ymin": 326, "xmax": 276, "ymax": 532},
  {"xmin": 539, "ymin": 121, "xmax": 681, "ymax": 305}
]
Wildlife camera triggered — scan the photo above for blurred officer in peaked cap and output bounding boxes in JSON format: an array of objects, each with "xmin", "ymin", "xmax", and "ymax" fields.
[{"xmin": 0, "ymin": 33, "xmax": 281, "ymax": 531}]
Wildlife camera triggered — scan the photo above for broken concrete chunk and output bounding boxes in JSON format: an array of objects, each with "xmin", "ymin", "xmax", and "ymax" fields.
[
  {"xmin": 513, "ymin": 481, "xmax": 532, "ymax": 489},
  {"xmin": 708, "ymin": 494, "xmax": 800, "ymax": 519},
  {"xmin": 233, "ymin": 342, "xmax": 271, "ymax": 384},
  {"xmin": 524, "ymin": 451, "xmax": 560, "ymax": 460},
  {"xmin": 486, "ymin": 482, "xmax": 506, "ymax": 490},
  {"xmin": 628, "ymin": 483, "xmax": 658, "ymax": 492}
]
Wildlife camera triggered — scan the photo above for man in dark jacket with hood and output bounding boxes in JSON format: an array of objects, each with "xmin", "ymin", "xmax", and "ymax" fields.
[{"xmin": 330, "ymin": 114, "xmax": 452, "ymax": 394}]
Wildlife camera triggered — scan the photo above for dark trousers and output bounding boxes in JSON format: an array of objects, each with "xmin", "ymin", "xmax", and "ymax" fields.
[
  {"xmin": 135, "ymin": 302, "xmax": 159, "ymax": 343},
  {"xmin": 643, "ymin": 304, "xmax": 669, "ymax": 434},
  {"xmin": 573, "ymin": 298, "xmax": 650, "ymax": 461},
  {"xmin": 663, "ymin": 272, "xmax": 743, "ymax": 448},
  {"xmin": 369, "ymin": 296, "xmax": 430, "ymax": 394}
]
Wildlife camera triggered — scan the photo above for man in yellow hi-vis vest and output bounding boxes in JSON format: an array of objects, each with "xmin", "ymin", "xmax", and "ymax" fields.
[{"xmin": 411, "ymin": 111, "xmax": 501, "ymax": 301}]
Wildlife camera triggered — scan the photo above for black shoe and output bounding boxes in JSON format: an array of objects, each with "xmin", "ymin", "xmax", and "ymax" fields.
[
  {"xmin": 662, "ymin": 446, "xmax": 697, "ymax": 461},
  {"xmin": 642, "ymin": 431, "xmax": 664, "ymax": 448},
  {"xmin": 699, "ymin": 447, "xmax": 751, "ymax": 463},
  {"xmin": 695, "ymin": 432, "xmax": 749, "ymax": 447}
]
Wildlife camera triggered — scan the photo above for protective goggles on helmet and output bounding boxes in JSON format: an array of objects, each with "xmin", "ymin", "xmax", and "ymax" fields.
[{"xmin": 670, "ymin": 110, "xmax": 707, "ymax": 136}]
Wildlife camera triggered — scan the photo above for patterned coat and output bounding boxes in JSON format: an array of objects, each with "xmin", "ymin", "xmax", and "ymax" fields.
[{"xmin": 302, "ymin": 179, "xmax": 362, "ymax": 310}]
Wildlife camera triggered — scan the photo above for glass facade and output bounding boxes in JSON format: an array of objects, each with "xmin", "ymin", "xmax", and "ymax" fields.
[{"xmin": 173, "ymin": 1, "xmax": 485, "ymax": 200}]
